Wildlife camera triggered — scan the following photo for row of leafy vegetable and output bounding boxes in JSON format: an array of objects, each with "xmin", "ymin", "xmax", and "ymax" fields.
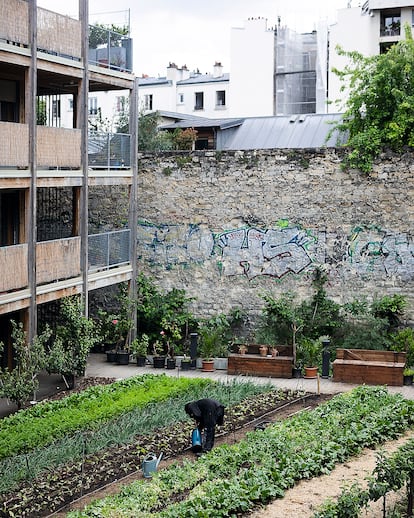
[
  {"xmin": 68, "ymin": 386, "xmax": 414, "ymax": 518},
  {"xmin": 0, "ymin": 374, "xmax": 284, "ymax": 516},
  {"xmin": 313, "ymin": 437, "xmax": 414, "ymax": 518}
]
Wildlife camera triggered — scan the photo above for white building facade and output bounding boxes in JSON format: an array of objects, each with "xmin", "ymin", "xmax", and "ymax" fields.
[
  {"xmin": 138, "ymin": 62, "xmax": 230, "ymax": 118},
  {"xmin": 327, "ymin": 1, "xmax": 414, "ymax": 112}
]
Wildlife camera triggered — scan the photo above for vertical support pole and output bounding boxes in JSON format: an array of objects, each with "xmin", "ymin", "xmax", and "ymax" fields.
[
  {"xmin": 28, "ymin": 0, "xmax": 38, "ymax": 342},
  {"xmin": 128, "ymin": 78, "xmax": 139, "ymax": 341},
  {"xmin": 79, "ymin": 0, "xmax": 89, "ymax": 315}
]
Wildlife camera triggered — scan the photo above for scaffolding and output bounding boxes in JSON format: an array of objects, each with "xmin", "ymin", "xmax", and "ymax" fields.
[{"xmin": 274, "ymin": 27, "xmax": 317, "ymax": 115}]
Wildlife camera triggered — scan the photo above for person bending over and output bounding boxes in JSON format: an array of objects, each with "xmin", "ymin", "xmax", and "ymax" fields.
[{"xmin": 185, "ymin": 398, "xmax": 225, "ymax": 452}]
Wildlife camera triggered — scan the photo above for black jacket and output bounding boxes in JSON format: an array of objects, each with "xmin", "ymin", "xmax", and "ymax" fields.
[{"xmin": 185, "ymin": 398, "xmax": 225, "ymax": 428}]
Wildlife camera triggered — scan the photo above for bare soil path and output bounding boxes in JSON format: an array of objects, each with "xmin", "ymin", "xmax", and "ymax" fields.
[{"xmin": 248, "ymin": 431, "xmax": 414, "ymax": 518}]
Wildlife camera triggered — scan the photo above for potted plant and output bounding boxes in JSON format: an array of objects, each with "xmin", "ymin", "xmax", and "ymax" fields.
[
  {"xmin": 166, "ymin": 342, "xmax": 176, "ymax": 369},
  {"xmin": 130, "ymin": 334, "xmax": 149, "ymax": 367},
  {"xmin": 403, "ymin": 367, "xmax": 414, "ymax": 386},
  {"xmin": 198, "ymin": 326, "xmax": 222, "ymax": 372},
  {"xmin": 259, "ymin": 345, "xmax": 268, "ymax": 357},
  {"xmin": 152, "ymin": 340, "xmax": 165, "ymax": 368},
  {"xmin": 238, "ymin": 344, "xmax": 248, "ymax": 355},
  {"xmin": 180, "ymin": 354, "xmax": 192, "ymax": 371},
  {"xmin": 300, "ymin": 337, "xmax": 322, "ymax": 378}
]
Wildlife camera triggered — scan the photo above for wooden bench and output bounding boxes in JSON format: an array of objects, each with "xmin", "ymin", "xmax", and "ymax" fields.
[
  {"xmin": 332, "ymin": 348, "xmax": 406, "ymax": 386},
  {"xmin": 227, "ymin": 344, "xmax": 293, "ymax": 378}
]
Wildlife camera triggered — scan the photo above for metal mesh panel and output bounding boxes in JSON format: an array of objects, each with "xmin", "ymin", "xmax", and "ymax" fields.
[
  {"xmin": 88, "ymin": 229, "xmax": 130, "ymax": 271},
  {"xmin": 88, "ymin": 132, "xmax": 131, "ymax": 168}
]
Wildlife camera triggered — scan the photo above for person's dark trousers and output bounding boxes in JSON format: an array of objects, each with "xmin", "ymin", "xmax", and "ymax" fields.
[{"xmin": 203, "ymin": 426, "xmax": 215, "ymax": 451}]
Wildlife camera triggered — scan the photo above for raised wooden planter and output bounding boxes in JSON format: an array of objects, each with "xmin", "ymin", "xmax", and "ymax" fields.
[
  {"xmin": 332, "ymin": 348, "xmax": 406, "ymax": 387},
  {"xmin": 227, "ymin": 344, "xmax": 293, "ymax": 378}
]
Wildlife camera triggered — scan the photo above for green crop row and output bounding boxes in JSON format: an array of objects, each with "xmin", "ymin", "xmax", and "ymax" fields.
[
  {"xmin": 0, "ymin": 378, "xmax": 274, "ymax": 496},
  {"xmin": 0, "ymin": 374, "xmax": 214, "ymax": 459},
  {"xmin": 68, "ymin": 386, "xmax": 414, "ymax": 518},
  {"xmin": 313, "ymin": 437, "xmax": 414, "ymax": 517}
]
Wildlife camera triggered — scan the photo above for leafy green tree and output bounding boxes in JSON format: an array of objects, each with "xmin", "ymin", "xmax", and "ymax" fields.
[
  {"xmin": 47, "ymin": 296, "xmax": 98, "ymax": 377},
  {"xmin": 136, "ymin": 273, "xmax": 196, "ymax": 352},
  {"xmin": 331, "ymin": 25, "xmax": 414, "ymax": 172},
  {"xmin": 0, "ymin": 322, "xmax": 50, "ymax": 409},
  {"xmin": 89, "ymin": 23, "xmax": 128, "ymax": 49},
  {"xmin": 138, "ymin": 111, "xmax": 174, "ymax": 151}
]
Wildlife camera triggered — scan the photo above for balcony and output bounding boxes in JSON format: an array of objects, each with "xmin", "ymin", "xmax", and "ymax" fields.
[
  {"xmin": 88, "ymin": 26, "xmax": 133, "ymax": 73},
  {"xmin": 0, "ymin": 0, "xmax": 81, "ymax": 60},
  {"xmin": 0, "ymin": 230, "xmax": 130, "ymax": 294},
  {"xmin": 0, "ymin": 124, "xmax": 131, "ymax": 171},
  {"xmin": 1, "ymin": 1, "xmax": 133, "ymax": 72}
]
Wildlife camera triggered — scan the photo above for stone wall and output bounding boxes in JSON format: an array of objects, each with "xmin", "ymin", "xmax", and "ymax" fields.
[{"xmin": 136, "ymin": 148, "xmax": 414, "ymax": 323}]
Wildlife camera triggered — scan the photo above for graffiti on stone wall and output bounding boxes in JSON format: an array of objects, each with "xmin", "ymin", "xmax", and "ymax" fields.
[
  {"xmin": 137, "ymin": 222, "xmax": 214, "ymax": 268},
  {"xmin": 137, "ymin": 222, "xmax": 413, "ymax": 281},
  {"xmin": 348, "ymin": 226, "xmax": 414, "ymax": 281},
  {"xmin": 137, "ymin": 221, "xmax": 316, "ymax": 279},
  {"xmin": 215, "ymin": 226, "xmax": 315, "ymax": 279}
]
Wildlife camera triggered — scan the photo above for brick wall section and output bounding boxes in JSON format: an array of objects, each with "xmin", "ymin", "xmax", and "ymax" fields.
[{"xmin": 134, "ymin": 148, "xmax": 414, "ymax": 322}]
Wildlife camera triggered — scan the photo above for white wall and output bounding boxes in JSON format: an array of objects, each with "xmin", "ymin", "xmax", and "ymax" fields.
[
  {"xmin": 229, "ymin": 18, "xmax": 275, "ymax": 117},
  {"xmin": 328, "ymin": 8, "xmax": 377, "ymax": 112}
]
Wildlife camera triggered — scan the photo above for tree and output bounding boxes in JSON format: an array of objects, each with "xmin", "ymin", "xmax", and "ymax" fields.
[
  {"xmin": 331, "ymin": 25, "xmax": 414, "ymax": 172},
  {"xmin": 138, "ymin": 111, "xmax": 174, "ymax": 151},
  {"xmin": 46, "ymin": 296, "xmax": 98, "ymax": 379},
  {"xmin": 89, "ymin": 23, "xmax": 128, "ymax": 49},
  {"xmin": 0, "ymin": 322, "xmax": 50, "ymax": 409}
]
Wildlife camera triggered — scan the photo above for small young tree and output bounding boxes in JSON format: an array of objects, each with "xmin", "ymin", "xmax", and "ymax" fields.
[
  {"xmin": 47, "ymin": 296, "xmax": 98, "ymax": 379},
  {"xmin": 0, "ymin": 322, "xmax": 51, "ymax": 409},
  {"xmin": 331, "ymin": 24, "xmax": 414, "ymax": 172}
]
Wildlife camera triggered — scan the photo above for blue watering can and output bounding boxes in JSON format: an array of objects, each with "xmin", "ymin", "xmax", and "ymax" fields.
[
  {"xmin": 191, "ymin": 428, "xmax": 202, "ymax": 453},
  {"xmin": 142, "ymin": 452, "xmax": 163, "ymax": 478}
]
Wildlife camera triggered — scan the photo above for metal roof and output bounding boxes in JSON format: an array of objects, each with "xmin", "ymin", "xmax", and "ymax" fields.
[
  {"xmin": 138, "ymin": 77, "xmax": 171, "ymax": 86},
  {"xmin": 160, "ymin": 117, "xmax": 244, "ymax": 130},
  {"xmin": 177, "ymin": 73, "xmax": 230, "ymax": 85},
  {"xmin": 222, "ymin": 113, "xmax": 345, "ymax": 150}
]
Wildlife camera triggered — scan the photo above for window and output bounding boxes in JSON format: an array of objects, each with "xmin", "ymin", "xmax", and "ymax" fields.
[
  {"xmin": 116, "ymin": 96, "xmax": 126, "ymax": 113},
  {"xmin": 194, "ymin": 92, "xmax": 204, "ymax": 110},
  {"xmin": 88, "ymin": 97, "xmax": 98, "ymax": 116},
  {"xmin": 380, "ymin": 10, "xmax": 400, "ymax": 36},
  {"xmin": 144, "ymin": 94, "xmax": 153, "ymax": 110},
  {"xmin": 68, "ymin": 99, "xmax": 74, "ymax": 111},
  {"xmin": 216, "ymin": 90, "xmax": 226, "ymax": 108},
  {"xmin": 178, "ymin": 93, "xmax": 184, "ymax": 104},
  {"xmin": 52, "ymin": 99, "xmax": 60, "ymax": 118}
]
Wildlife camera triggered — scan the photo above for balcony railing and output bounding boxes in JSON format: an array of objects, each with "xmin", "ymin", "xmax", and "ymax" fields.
[
  {"xmin": 88, "ymin": 132, "xmax": 131, "ymax": 169},
  {"xmin": 88, "ymin": 26, "xmax": 133, "ymax": 73},
  {"xmin": 88, "ymin": 229, "xmax": 130, "ymax": 271},
  {"xmin": 0, "ymin": 230, "xmax": 130, "ymax": 293}
]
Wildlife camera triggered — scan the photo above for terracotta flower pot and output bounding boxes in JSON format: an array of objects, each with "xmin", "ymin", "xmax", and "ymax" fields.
[
  {"xmin": 304, "ymin": 366, "xmax": 318, "ymax": 379},
  {"xmin": 259, "ymin": 346, "xmax": 268, "ymax": 357},
  {"xmin": 201, "ymin": 359, "xmax": 215, "ymax": 372}
]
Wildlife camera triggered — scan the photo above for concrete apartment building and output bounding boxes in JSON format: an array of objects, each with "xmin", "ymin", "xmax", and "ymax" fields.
[{"xmin": 0, "ymin": 0, "xmax": 137, "ymax": 365}]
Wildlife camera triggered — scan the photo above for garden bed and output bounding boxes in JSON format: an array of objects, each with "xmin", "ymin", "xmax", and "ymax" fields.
[{"xmin": 0, "ymin": 376, "xmax": 312, "ymax": 518}]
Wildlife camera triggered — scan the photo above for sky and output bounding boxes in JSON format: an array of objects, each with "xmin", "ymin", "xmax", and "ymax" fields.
[{"xmin": 37, "ymin": 0, "xmax": 350, "ymax": 77}]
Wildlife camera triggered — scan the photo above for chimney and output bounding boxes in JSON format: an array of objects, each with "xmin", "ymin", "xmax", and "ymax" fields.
[
  {"xmin": 167, "ymin": 62, "xmax": 178, "ymax": 82},
  {"xmin": 213, "ymin": 61, "xmax": 223, "ymax": 78}
]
